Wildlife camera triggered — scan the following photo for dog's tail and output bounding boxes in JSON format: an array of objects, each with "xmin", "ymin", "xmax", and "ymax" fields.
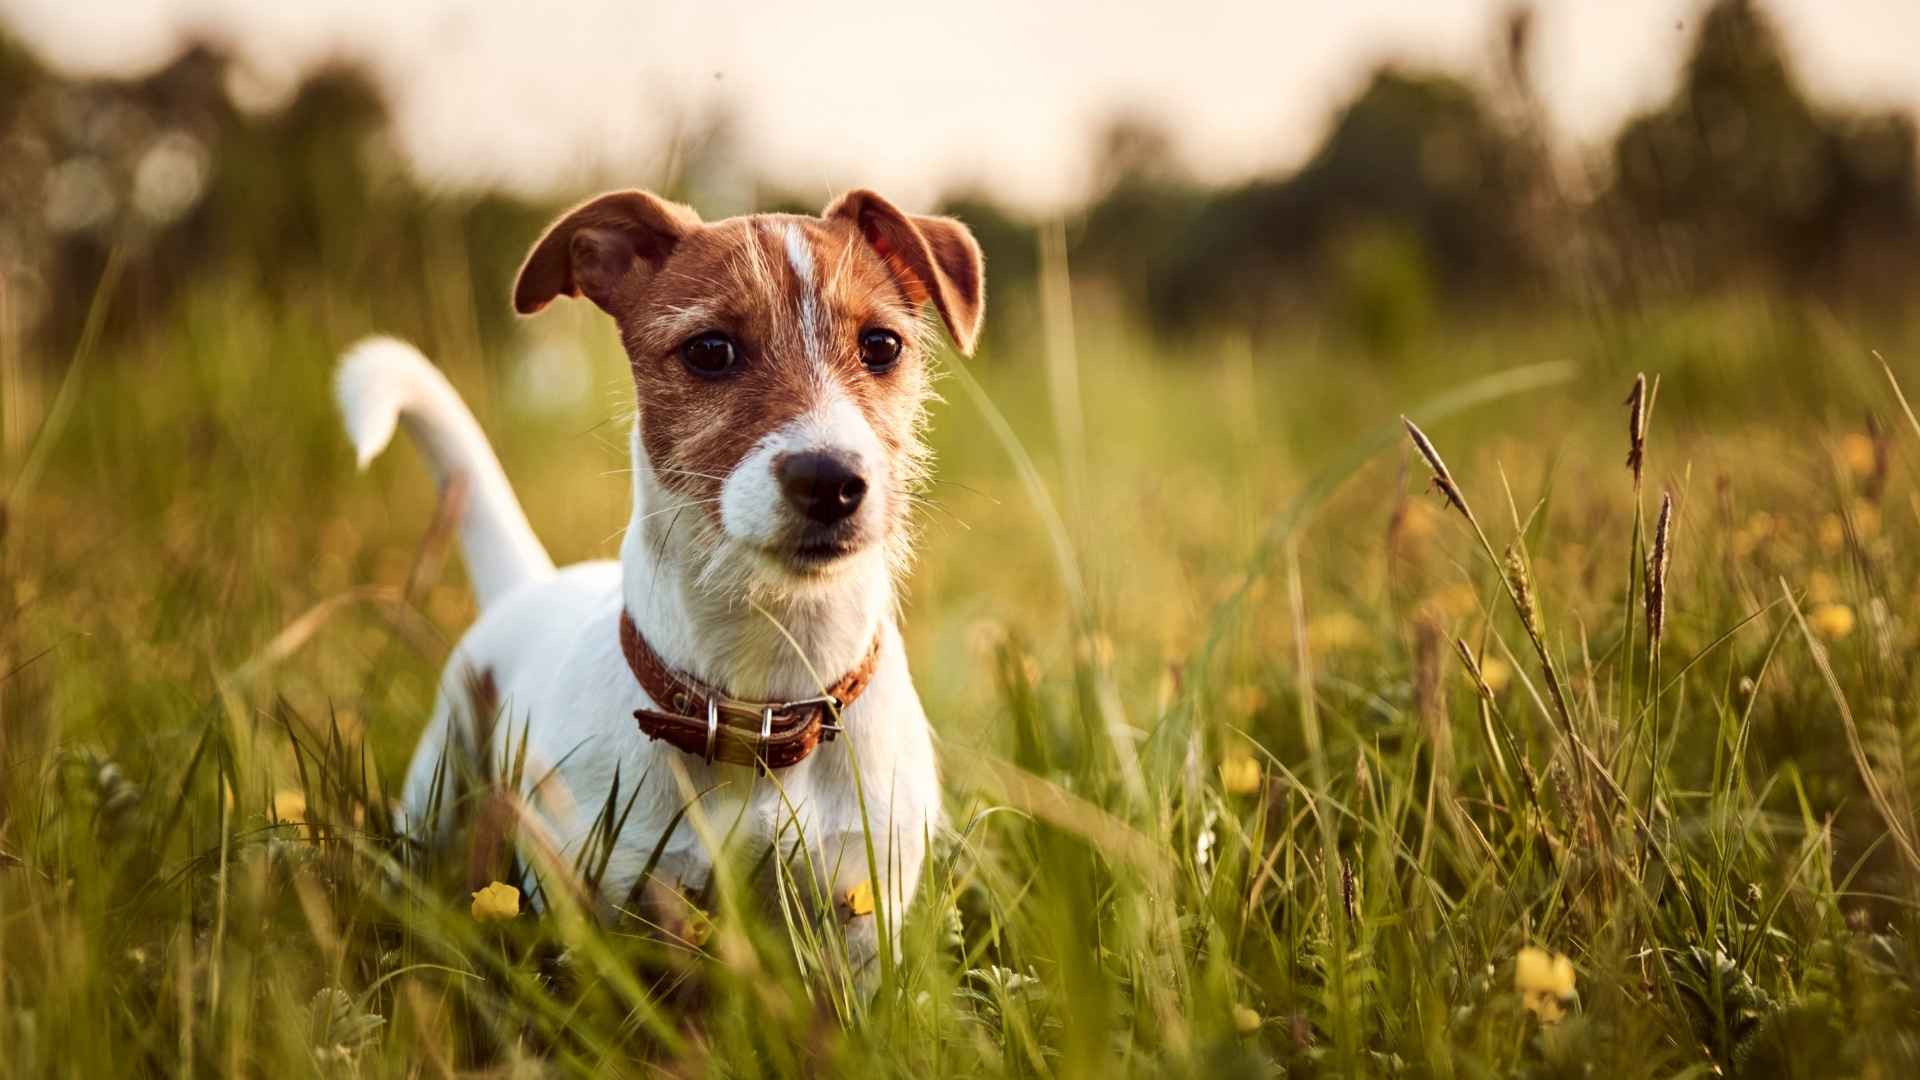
[{"xmin": 336, "ymin": 336, "xmax": 554, "ymax": 609}]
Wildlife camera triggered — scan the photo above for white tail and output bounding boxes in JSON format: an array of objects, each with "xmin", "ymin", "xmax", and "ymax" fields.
[{"xmin": 336, "ymin": 337, "xmax": 554, "ymax": 609}]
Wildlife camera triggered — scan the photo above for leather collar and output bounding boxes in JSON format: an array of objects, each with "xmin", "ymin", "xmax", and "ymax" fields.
[{"xmin": 618, "ymin": 610, "xmax": 881, "ymax": 768}]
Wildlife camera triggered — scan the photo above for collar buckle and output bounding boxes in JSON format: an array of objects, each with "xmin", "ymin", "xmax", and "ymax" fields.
[
  {"xmin": 620, "ymin": 610, "xmax": 876, "ymax": 768},
  {"xmin": 703, "ymin": 697, "xmax": 720, "ymax": 764}
]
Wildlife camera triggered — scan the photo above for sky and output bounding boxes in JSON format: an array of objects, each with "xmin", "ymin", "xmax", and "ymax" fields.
[{"xmin": 4, "ymin": 0, "xmax": 1919, "ymax": 211}]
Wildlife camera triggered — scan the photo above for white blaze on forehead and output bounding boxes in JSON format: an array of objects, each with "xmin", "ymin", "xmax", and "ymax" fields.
[{"xmin": 783, "ymin": 221, "xmax": 824, "ymax": 361}]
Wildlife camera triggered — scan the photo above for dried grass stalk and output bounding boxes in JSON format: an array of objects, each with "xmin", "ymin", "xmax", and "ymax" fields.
[
  {"xmin": 1646, "ymin": 492, "xmax": 1673, "ymax": 649},
  {"xmin": 1505, "ymin": 546, "xmax": 1541, "ymax": 640},
  {"xmin": 1625, "ymin": 373, "xmax": 1648, "ymax": 488},
  {"xmin": 1402, "ymin": 416, "xmax": 1470, "ymax": 519},
  {"xmin": 1454, "ymin": 638, "xmax": 1496, "ymax": 702}
]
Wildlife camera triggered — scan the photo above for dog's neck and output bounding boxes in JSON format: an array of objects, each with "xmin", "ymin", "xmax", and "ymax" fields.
[{"xmin": 618, "ymin": 426, "xmax": 892, "ymax": 702}]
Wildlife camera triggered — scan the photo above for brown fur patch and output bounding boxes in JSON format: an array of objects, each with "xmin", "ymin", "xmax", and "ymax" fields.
[{"xmin": 618, "ymin": 216, "xmax": 929, "ymax": 523}]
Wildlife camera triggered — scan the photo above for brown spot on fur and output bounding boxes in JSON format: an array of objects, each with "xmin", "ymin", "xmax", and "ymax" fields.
[{"xmin": 458, "ymin": 666, "xmax": 515, "ymax": 890}]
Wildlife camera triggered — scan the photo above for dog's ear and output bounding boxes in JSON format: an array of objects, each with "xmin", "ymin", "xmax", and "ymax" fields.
[
  {"xmin": 825, "ymin": 190, "xmax": 985, "ymax": 356},
  {"xmin": 514, "ymin": 190, "xmax": 701, "ymax": 316}
]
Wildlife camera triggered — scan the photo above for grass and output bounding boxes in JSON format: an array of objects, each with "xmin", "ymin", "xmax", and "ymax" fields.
[{"xmin": 5, "ymin": 263, "xmax": 1920, "ymax": 1077}]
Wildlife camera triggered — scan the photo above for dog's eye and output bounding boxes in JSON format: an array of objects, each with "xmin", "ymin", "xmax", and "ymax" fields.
[
  {"xmin": 681, "ymin": 332, "xmax": 742, "ymax": 378},
  {"xmin": 858, "ymin": 329, "xmax": 902, "ymax": 372}
]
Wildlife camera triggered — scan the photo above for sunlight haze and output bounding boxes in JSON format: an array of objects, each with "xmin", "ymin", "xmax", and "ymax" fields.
[{"xmin": 5, "ymin": 0, "xmax": 1919, "ymax": 208}]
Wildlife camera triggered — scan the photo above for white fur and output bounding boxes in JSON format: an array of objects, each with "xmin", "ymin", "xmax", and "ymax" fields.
[
  {"xmin": 343, "ymin": 338, "xmax": 938, "ymax": 979},
  {"xmin": 720, "ymin": 390, "xmax": 888, "ymax": 552},
  {"xmin": 336, "ymin": 337, "xmax": 555, "ymax": 608},
  {"xmin": 783, "ymin": 222, "xmax": 824, "ymax": 360}
]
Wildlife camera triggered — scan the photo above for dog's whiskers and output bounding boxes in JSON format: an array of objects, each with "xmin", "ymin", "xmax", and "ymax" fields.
[{"xmin": 652, "ymin": 466, "xmax": 730, "ymax": 483}]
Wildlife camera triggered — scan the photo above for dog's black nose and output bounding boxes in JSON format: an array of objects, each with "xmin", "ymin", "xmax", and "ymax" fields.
[{"xmin": 777, "ymin": 452, "xmax": 867, "ymax": 524}]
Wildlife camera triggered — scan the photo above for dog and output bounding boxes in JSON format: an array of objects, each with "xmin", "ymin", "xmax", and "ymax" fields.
[{"xmin": 334, "ymin": 188, "xmax": 983, "ymax": 975}]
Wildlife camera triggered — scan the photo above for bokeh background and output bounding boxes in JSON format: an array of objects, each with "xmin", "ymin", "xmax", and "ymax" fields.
[
  {"xmin": 7, "ymin": 0, "xmax": 1920, "ymax": 356},
  {"xmin": 9, "ymin": 1, "xmax": 1920, "ymax": 1075}
]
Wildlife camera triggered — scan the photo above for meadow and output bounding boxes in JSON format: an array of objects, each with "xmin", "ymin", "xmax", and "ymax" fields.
[{"xmin": 5, "ymin": 263, "xmax": 1920, "ymax": 1077}]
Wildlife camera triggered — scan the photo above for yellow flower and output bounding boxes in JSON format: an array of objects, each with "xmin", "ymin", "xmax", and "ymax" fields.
[
  {"xmin": 1220, "ymin": 752, "xmax": 1263, "ymax": 796},
  {"xmin": 1479, "ymin": 658, "xmax": 1512, "ymax": 694},
  {"xmin": 1810, "ymin": 603, "xmax": 1855, "ymax": 640},
  {"xmin": 1232, "ymin": 1004, "xmax": 1262, "ymax": 1035},
  {"xmin": 1514, "ymin": 946, "xmax": 1577, "ymax": 1024},
  {"xmin": 470, "ymin": 881, "xmax": 520, "ymax": 923},
  {"xmin": 841, "ymin": 879, "xmax": 875, "ymax": 919},
  {"xmin": 1837, "ymin": 433, "xmax": 1877, "ymax": 478}
]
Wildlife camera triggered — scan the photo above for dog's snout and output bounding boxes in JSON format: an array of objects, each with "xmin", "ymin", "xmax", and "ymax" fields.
[{"xmin": 777, "ymin": 452, "xmax": 867, "ymax": 525}]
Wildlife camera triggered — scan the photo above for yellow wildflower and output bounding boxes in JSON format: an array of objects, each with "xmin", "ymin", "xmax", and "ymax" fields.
[
  {"xmin": 1514, "ymin": 946, "xmax": 1577, "ymax": 1024},
  {"xmin": 1810, "ymin": 603, "xmax": 1855, "ymax": 640},
  {"xmin": 1837, "ymin": 433, "xmax": 1877, "ymax": 478},
  {"xmin": 1232, "ymin": 1004, "xmax": 1262, "ymax": 1035},
  {"xmin": 842, "ymin": 879, "xmax": 875, "ymax": 919},
  {"xmin": 470, "ymin": 881, "xmax": 520, "ymax": 923},
  {"xmin": 1220, "ymin": 752, "xmax": 1263, "ymax": 796}
]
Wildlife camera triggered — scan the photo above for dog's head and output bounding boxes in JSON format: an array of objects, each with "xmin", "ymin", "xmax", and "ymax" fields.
[{"xmin": 513, "ymin": 189, "xmax": 983, "ymax": 591}]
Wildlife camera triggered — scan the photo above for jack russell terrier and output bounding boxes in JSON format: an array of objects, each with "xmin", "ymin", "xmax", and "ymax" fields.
[{"xmin": 335, "ymin": 188, "xmax": 983, "ymax": 974}]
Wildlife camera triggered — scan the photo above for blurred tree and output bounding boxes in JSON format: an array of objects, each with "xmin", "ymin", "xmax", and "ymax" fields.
[
  {"xmin": 1608, "ymin": 0, "xmax": 1919, "ymax": 292},
  {"xmin": 0, "ymin": 30, "xmax": 552, "ymax": 357},
  {"xmin": 1121, "ymin": 67, "xmax": 1547, "ymax": 340},
  {"xmin": 1069, "ymin": 113, "xmax": 1207, "ymax": 322}
]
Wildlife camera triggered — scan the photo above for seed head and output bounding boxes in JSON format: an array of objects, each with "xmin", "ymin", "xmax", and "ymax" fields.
[
  {"xmin": 1455, "ymin": 638, "xmax": 1496, "ymax": 701},
  {"xmin": 1403, "ymin": 416, "xmax": 1469, "ymax": 518},
  {"xmin": 1340, "ymin": 852, "xmax": 1358, "ymax": 927},
  {"xmin": 1645, "ymin": 492, "xmax": 1674, "ymax": 647},
  {"xmin": 1625, "ymin": 374, "xmax": 1648, "ymax": 488},
  {"xmin": 1505, "ymin": 545, "xmax": 1541, "ymax": 639}
]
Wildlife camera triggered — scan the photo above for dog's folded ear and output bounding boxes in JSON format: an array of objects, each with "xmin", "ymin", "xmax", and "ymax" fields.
[
  {"xmin": 514, "ymin": 190, "xmax": 701, "ymax": 316},
  {"xmin": 825, "ymin": 190, "xmax": 985, "ymax": 356}
]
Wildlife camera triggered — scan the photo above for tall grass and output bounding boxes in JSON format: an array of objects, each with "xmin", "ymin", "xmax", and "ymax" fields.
[{"xmin": 4, "ymin": 262, "xmax": 1920, "ymax": 1076}]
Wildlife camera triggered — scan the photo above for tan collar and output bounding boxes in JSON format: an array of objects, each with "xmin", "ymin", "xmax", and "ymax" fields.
[{"xmin": 618, "ymin": 610, "xmax": 882, "ymax": 768}]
